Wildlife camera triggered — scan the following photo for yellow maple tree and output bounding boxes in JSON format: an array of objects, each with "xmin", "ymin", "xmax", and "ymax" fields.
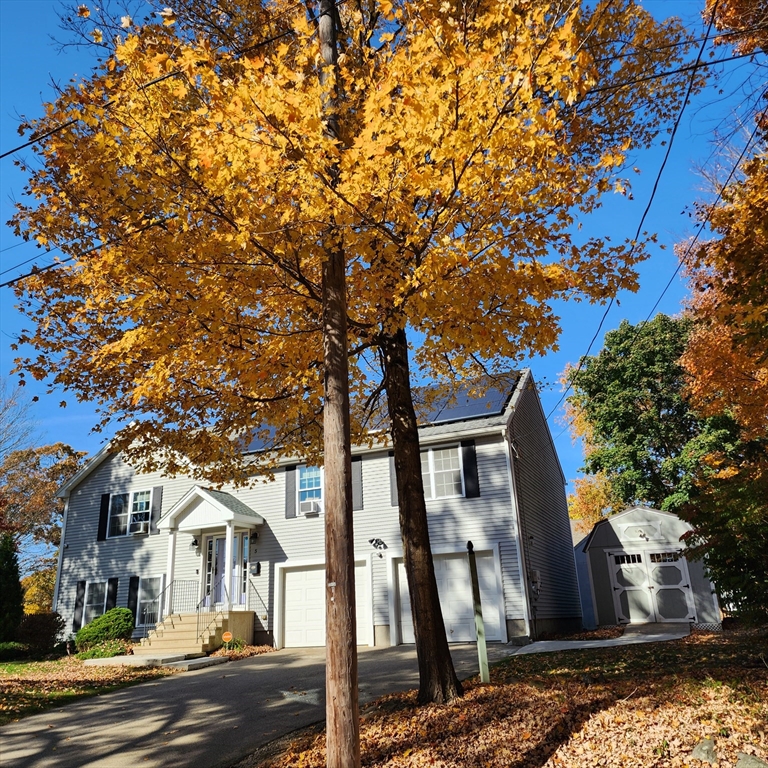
[
  {"xmin": 9, "ymin": 0, "xmax": 695, "ymax": 705},
  {"xmin": 11, "ymin": 0, "xmax": 693, "ymax": 468}
]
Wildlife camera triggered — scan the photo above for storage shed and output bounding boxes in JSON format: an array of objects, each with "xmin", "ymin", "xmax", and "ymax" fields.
[{"xmin": 582, "ymin": 507, "xmax": 721, "ymax": 628}]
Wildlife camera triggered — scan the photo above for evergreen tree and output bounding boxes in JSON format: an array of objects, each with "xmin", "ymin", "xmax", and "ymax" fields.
[{"xmin": 0, "ymin": 533, "xmax": 24, "ymax": 642}]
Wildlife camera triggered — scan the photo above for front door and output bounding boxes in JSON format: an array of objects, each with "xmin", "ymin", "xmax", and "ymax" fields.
[
  {"xmin": 204, "ymin": 534, "xmax": 249, "ymax": 606},
  {"xmin": 609, "ymin": 550, "xmax": 696, "ymax": 624}
]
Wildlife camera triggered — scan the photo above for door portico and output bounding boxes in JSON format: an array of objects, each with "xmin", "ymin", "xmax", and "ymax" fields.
[{"xmin": 158, "ymin": 487, "xmax": 263, "ymax": 611}]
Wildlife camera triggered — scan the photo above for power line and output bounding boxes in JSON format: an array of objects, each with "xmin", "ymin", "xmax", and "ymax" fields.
[
  {"xmin": 544, "ymin": 0, "xmax": 722, "ymax": 422},
  {"xmin": 0, "ymin": 249, "xmax": 53, "ymax": 277},
  {"xmin": 637, "ymin": 110, "xmax": 764, "ymax": 327},
  {"xmin": 0, "ymin": 12, "xmax": 764, "ymax": 161},
  {"xmin": 0, "ymin": 218, "xmax": 170, "ymax": 289},
  {"xmin": 0, "ymin": 19, "xmax": 302, "ymax": 162}
]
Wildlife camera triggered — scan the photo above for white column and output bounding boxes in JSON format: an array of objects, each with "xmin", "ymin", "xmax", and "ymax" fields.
[
  {"xmin": 165, "ymin": 529, "xmax": 177, "ymax": 616},
  {"xmin": 224, "ymin": 521, "xmax": 234, "ymax": 611}
]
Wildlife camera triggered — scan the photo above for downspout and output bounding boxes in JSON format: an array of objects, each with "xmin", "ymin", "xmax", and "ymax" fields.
[
  {"xmin": 502, "ymin": 424, "xmax": 533, "ymax": 641},
  {"xmin": 52, "ymin": 496, "xmax": 70, "ymax": 613}
]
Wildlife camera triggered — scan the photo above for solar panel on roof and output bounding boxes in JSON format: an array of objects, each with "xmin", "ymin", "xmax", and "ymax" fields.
[
  {"xmin": 422, "ymin": 386, "xmax": 512, "ymax": 425},
  {"xmin": 239, "ymin": 372, "xmax": 521, "ymax": 452},
  {"xmin": 415, "ymin": 372, "xmax": 520, "ymax": 425}
]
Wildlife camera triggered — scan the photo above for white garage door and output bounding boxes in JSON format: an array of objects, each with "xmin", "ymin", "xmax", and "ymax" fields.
[
  {"xmin": 398, "ymin": 551, "xmax": 502, "ymax": 644},
  {"xmin": 283, "ymin": 562, "xmax": 370, "ymax": 647}
]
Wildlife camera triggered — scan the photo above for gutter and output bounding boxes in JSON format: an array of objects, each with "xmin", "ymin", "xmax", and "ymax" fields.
[{"xmin": 52, "ymin": 497, "xmax": 69, "ymax": 613}]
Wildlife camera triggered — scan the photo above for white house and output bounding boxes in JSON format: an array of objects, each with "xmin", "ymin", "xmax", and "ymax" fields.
[{"xmin": 53, "ymin": 370, "xmax": 582, "ymax": 652}]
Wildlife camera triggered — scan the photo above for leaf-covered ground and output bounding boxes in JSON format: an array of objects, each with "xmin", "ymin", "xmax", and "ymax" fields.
[
  {"xmin": 263, "ymin": 629, "xmax": 768, "ymax": 768},
  {"xmin": 210, "ymin": 644, "xmax": 277, "ymax": 661},
  {"xmin": 0, "ymin": 656, "xmax": 177, "ymax": 725}
]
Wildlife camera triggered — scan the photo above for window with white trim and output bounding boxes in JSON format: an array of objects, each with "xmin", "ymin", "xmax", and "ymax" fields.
[
  {"xmin": 108, "ymin": 490, "xmax": 152, "ymax": 537},
  {"xmin": 84, "ymin": 581, "xmax": 107, "ymax": 625},
  {"xmin": 137, "ymin": 577, "xmax": 162, "ymax": 626},
  {"xmin": 297, "ymin": 466, "xmax": 323, "ymax": 515},
  {"xmin": 421, "ymin": 445, "xmax": 464, "ymax": 500}
]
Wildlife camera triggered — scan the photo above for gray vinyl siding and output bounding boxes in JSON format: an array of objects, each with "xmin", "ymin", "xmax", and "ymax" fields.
[
  {"xmin": 509, "ymin": 382, "xmax": 582, "ymax": 622},
  {"xmin": 57, "ymin": 453, "xmax": 193, "ymax": 634}
]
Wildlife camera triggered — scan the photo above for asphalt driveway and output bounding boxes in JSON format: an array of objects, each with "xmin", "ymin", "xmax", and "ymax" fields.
[{"xmin": 0, "ymin": 644, "xmax": 519, "ymax": 768}]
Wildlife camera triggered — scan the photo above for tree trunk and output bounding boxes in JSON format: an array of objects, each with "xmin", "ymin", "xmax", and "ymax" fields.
[
  {"xmin": 381, "ymin": 328, "xmax": 463, "ymax": 704},
  {"xmin": 323, "ymin": 246, "xmax": 360, "ymax": 768},
  {"xmin": 318, "ymin": 2, "xmax": 361, "ymax": 767}
]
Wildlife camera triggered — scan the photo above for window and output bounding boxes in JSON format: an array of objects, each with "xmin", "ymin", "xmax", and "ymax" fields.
[
  {"xmin": 297, "ymin": 466, "xmax": 323, "ymax": 515},
  {"xmin": 650, "ymin": 552, "xmax": 680, "ymax": 563},
  {"xmin": 137, "ymin": 577, "xmax": 162, "ymax": 626},
  {"xmin": 614, "ymin": 553, "xmax": 642, "ymax": 565},
  {"xmin": 108, "ymin": 490, "xmax": 152, "ymax": 537},
  {"xmin": 421, "ymin": 446, "xmax": 464, "ymax": 500},
  {"xmin": 84, "ymin": 581, "xmax": 107, "ymax": 625}
]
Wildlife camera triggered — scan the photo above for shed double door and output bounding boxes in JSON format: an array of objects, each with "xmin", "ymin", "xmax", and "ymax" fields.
[{"xmin": 609, "ymin": 551, "xmax": 696, "ymax": 624}]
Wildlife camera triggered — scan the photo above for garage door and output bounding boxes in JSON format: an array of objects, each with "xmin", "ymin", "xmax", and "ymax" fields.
[
  {"xmin": 397, "ymin": 551, "xmax": 502, "ymax": 643},
  {"xmin": 283, "ymin": 562, "xmax": 370, "ymax": 647}
]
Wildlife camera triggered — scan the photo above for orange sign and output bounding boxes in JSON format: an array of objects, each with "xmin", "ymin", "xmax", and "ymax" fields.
[{"xmin": 222, "ymin": 631, "xmax": 233, "ymax": 643}]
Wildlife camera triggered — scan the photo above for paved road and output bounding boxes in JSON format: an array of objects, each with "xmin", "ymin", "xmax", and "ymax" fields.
[{"xmin": 1, "ymin": 644, "xmax": 519, "ymax": 768}]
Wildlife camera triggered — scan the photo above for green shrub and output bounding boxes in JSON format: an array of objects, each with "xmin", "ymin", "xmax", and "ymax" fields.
[
  {"xmin": 17, "ymin": 612, "xmax": 65, "ymax": 654},
  {"xmin": 75, "ymin": 639, "xmax": 132, "ymax": 659},
  {"xmin": 0, "ymin": 641, "xmax": 29, "ymax": 661},
  {"xmin": 76, "ymin": 608, "xmax": 135, "ymax": 650}
]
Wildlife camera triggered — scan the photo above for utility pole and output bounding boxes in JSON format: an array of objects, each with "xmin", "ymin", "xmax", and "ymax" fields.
[{"xmin": 318, "ymin": 1, "xmax": 361, "ymax": 766}]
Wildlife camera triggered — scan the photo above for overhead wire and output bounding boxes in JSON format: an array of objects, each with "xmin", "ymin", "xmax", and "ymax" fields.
[
  {"xmin": 635, "ymin": 108, "xmax": 764, "ymax": 328},
  {"xmin": 0, "ymin": 15, "xmax": 765, "ymax": 161},
  {"xmin": 543, "ymin": 0, "xmax": 722, "ymax": 423}
]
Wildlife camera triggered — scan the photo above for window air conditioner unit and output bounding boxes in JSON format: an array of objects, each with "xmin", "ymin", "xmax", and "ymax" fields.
[
  {"xmin": 133, "ymin": 521, "xmax": 149, "ymax": 534},
  {"xmin": 300, "ymin": 500, "xmax": 321, "ymax": 516}
]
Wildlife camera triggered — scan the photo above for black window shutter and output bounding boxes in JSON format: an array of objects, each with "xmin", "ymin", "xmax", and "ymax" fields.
[
  {"xmin": 461, "ymin": 440, "xmax": 480, "ymax": 498},
  {"xmin": 285, "ymin": 465, "xmax": 297, "ymax": 518},
  {"xmin": 72, "ymin": 581, "xmax": 86, "ymax": 632},
  {"xmin": 106, "ymin": 578, "xmax": 119, "ymax": 611},
  {"xmin": 389, "ymin": 452, "xmax": 398, "ymax": 507},
  {"xmin": 150, "ymin": 486, "xmax": 163, "ymax": 534},
  {"xmin": 351, "ymin": 456, "xmax": 363, "ymax": 511},
  {"xmin": 127, "ymin": 576, "xmax": 140, "ymax": 625},
  {"xmin": 97, "ymin": 494, "xmax": 110, "ymax": 541}
]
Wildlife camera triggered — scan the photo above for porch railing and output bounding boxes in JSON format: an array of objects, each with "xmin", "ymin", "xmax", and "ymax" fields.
[
  {"xmin": 196, "ymin": 575, "xmax": 229, "ymax": 644},
  {"xmin": 166, "ymin": 579, "xmax": 201, "ymax": 614},
  {"xmin": 135, "ymin": 578, "xmax": 201, "ymax": 639},
  {"xmin": 136, "ymin": 576, "xmax": 232, "ymax": 645}
]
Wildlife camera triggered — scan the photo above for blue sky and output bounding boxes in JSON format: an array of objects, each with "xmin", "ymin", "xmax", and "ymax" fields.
[{"xmin": 0, "ymin": 0, "xmax": 752, "ymax": 491}]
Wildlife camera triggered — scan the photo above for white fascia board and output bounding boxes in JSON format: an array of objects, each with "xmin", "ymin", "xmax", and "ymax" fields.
[{"xmin": 56, "ymin": 443, "xmax": 114, "ymax": 499}]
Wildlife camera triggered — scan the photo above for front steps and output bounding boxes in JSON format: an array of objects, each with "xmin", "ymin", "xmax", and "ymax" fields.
[{"xmin": 133, "ymin": 611, "xmax": 229, "ymax": 656}]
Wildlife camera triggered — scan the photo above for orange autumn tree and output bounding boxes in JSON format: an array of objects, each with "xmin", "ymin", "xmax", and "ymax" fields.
[
  {"xmin": 10, "ymin": 0, "xmax": 693, "ymax": 703},
  {"xmin": 681, "ymin": 150, "xmax": 768, "ymax": 438},
  {"xmin": 705, "ymin": 0, "xmax": 768, "ymax": 54},
  {"xmin": 679, "ymin": 147, "xmax": 768, "ymax": 621}
]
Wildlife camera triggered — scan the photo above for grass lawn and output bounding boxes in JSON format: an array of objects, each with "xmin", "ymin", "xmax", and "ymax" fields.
[
  {"xmin": 0, "ymin": 656, "xmax": 177, "ymax": 726},
  {"xmin": 260, "ymin": 629, "xmax": 768, "ymax": 768}
]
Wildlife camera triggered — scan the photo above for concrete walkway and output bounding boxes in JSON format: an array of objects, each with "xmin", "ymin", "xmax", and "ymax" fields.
[
  {"xmin": 0, "ymin": 643, "xmax": 518, "ymax": 768},
  {"xmin": 513, "ymin": 622, "xmax": 690, "ymax": 655}
]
